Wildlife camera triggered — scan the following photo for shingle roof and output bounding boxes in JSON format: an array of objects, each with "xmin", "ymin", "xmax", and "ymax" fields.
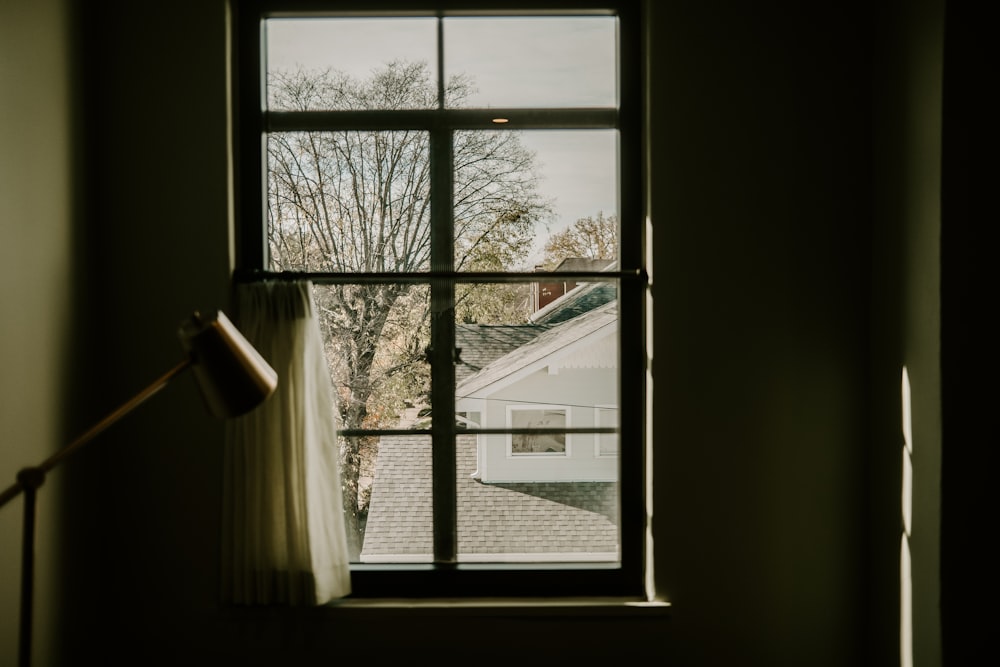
[
  {"xmin": 455, "ymin": 324, "xmax": 549, "ymax": 384},
  {"xmin": 457, "ymin": 300, "xmax": 618, "ymax": 399},
  {"xmin": 360, "ymin": 434, "xmax": 619, "ymax": 560}
]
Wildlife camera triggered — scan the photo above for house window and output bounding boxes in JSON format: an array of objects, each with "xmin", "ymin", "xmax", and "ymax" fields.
[
  {"xmin": 508, "ymin": 406, "xmax": 570, "ymax": 455},
  {"xmin": 234, "ymin": 0, "xmax": 645, "ymax": 598}
]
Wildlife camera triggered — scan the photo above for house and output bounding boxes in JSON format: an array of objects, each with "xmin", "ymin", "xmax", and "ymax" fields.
[
  {"xmin": 458, "ymin": 298, "xmax": 618, "ymax": 483},
  {"xmin": 362, "ymin": 280, "xmax": 620, "ymax": 562},
  {"xmin": 1, "ymin": 1, "xmax": 985, "ymax": 665},
  {"xmin": 530, "ymin": 257, "xmax": 616, "ymax": 312}
]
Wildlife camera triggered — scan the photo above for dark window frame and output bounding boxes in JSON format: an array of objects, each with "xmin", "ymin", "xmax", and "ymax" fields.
[{"xmin": 232, "ymin": 0, "xmax": 647, "ymax": 599}]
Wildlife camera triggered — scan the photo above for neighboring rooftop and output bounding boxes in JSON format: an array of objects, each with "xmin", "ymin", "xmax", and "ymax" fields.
[
  {"xmin": 455, "ymin": 323, "xmax": 549, "ymax": 384},
  {"xmin": 458, "ymin": 300, "xmax": 617, "ymax": 400},
  {"xmin": 360, "ymin": 434, "xmax": 619, "ymax": 561}
]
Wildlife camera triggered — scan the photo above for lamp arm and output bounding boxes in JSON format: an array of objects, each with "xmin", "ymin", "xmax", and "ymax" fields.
[{"xmin": 0, "ymin": 357, "xmax": 193, "ymax": 508}]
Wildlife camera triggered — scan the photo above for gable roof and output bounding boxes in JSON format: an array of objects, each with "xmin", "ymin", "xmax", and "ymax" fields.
[
  {"xmin": 457, "ymin": 300, "xmax": 618, "ymax": 400},
  {"xmin": 360, "ymin": 434, "xmax": 619, "ymax": 561},
  {"xmin": 455, "ymin": 323, "xmax": 550, "ymax": 384}
]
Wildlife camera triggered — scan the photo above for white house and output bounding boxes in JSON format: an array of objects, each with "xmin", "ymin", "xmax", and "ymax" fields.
[
  {"xmin": 361, "ymin": 279, "xmax": 620, "ymax": 562},
  {"xmin": 457, "ymin": 297, "xmax": 619, "ymax": 484}
]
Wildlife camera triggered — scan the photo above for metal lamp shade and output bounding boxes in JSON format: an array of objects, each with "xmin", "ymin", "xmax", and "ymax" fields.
[{"xmin": 179, "ymin": 311, "xmax": 278, "ymax": 418}]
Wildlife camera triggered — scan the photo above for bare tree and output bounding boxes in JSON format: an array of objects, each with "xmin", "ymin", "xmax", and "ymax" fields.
[
  {"xmin": 267, "ymin": 62, "xmax": 547, "ymax": 556},
  {"xmin": 540, "ymin": 212, "xmax": 618, "ymax": 268}
]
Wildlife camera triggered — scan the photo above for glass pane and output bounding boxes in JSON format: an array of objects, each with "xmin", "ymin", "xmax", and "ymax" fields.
[
  {"xmin": 454, "ymin": 130, "xmax": 618, "ymax": 273},
  {"xmin": 358, "ymin": 435, "xmax": 434, "ymax": 563},
  {"xmin": 444, "ymin": 17, "xmax": 617, "ymax": 109},
  {"xmin": 362, "ymin": 434, "xmax": 620, "ymax": 565},
  {"xmin": 510, "ymin": 408, "xmax": 567, "ymax": 455},
  {"xmin": 312, "ymin": 283, "xmax": 431, "ymax": 560},
  {"xmin": 455, "ymin": 279, "xmax": 620, "ymax": 561},
  {"xmin": 456, "ymin": 434, "xmax": 620, "ymax": 563},
  {"xmin": 312, "ymin": 282, "xmax": 431, "ymax": 429},
  {"xmin": 267, "ymin": 131, "xmax": 431, "ymax": 273},
  {"xmin": 266, "ymin": 18, "xmax": 438, "ymax": 111}
]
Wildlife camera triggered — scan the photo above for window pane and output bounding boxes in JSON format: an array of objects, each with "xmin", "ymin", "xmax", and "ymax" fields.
[
  {"xmin": 312, "ymin": 283, "xmax": 431, "ymax": 559},
  {"xmin": 454, "ymin": 130, "xmax": 618, "ymax": 272},
  {"xmin": 457, "ymin": 433, "xmax": 620, "ymax": 563},
  {"xmin": 362, "ymin": 435, "xmax": 621, "ymax": 565},
  {"xmin": 266, "ymin": 18, "xmax": 438, "ymax": 111},
  {"xmin": 510, "ymin": 408, "xmax": 567, "ymax": 455},
  {"xmin": 444, "ymin": 17, "xmax": 617, "ymax": 109},
  {"xmin": 267, "ymin": 131, "xmax": 431, "ymax": 273},
  {"xmin": 358, "ymin": 435, "xmax": 434, "ymax": 563},
  {"xmin": 455, "ymin": 279, "xmax": 620, "ymax": 561},
  {"xmin": 312, "ymin": 282, "xmax": 431, "ymax": 429}
]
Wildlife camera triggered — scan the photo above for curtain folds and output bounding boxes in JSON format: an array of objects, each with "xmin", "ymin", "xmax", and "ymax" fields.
[{"xmin": 222, "ymin": 281, "xmax": 351, "ymax": 605}]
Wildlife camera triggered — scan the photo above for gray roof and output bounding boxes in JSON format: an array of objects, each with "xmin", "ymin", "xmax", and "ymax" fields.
[
  {"xmin": 455, "ymin": 324, "xmax": 549, "ymax": 384},
  {"xmin": 457, "ymin": 300, "xmax": 618, "ymax": 399},
  {"xmin": 360, "ymin": 434, "xmax": 619, "ymax": 560}
]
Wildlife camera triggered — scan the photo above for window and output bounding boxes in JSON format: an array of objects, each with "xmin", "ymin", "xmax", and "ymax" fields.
[
  {"xmin": 234, "ymin": 0, "xmax": 645, "ymax": 598},
  {"xmin": 509, "ymin": 406, "xmax": 569, "ymax": 456}
]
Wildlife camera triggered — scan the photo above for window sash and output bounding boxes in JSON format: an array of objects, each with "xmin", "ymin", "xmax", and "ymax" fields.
[{"xmin": 234, "ymin": 0, "xmax": 646, "ymax": 598}]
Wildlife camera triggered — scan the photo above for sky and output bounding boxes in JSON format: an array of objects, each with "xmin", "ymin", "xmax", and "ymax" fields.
[{"xmin": 265, "ymin": 17, "xmax": 619, "ymax": 263}]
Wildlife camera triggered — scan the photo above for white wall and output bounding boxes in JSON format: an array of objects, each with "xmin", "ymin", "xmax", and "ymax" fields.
[{"xmin": 476, "ymin": 367, "xmax": 618, "ymax": 482}]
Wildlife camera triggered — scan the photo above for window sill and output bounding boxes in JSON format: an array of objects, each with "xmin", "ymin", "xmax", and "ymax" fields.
[{"xmin": 322, "ymin": 596, "xmax": 671, "ymax": 618}]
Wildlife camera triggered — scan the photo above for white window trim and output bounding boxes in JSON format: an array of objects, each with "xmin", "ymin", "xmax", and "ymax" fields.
[
  {"xmin": 506, "ymin": 404, "xmax": 572, "ymax": 457},
  {"xmin": 595, "ymin": 403, "xmax": 619, "ymax": 458}
]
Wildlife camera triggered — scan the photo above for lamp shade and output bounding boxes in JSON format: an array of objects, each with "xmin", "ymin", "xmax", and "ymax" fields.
[{"xmin": 179, "ymin": 310, "xmax": 278, "ymax": 418}]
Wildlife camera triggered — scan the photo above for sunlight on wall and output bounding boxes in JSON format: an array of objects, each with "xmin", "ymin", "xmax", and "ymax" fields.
[
  {"xmin": 644, "ymin": 214, "xmax": 656, "ymax": 602},
  {"xmin": 900, "ymin": 366, "xmax": 913, "ymax": 667}
]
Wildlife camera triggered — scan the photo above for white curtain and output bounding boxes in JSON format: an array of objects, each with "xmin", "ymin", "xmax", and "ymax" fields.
[{"xmin": 221, "ymin": 280, "xmax": 351, "ymax": 605}]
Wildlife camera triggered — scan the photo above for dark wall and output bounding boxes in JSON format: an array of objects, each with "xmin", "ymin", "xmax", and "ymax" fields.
[
  {"xmin": 0, "ymin": 0, "xmax": 945, "ymax": 665},
  {"xmin": 651, "ymin": 1, "xmax": 875, "ymax": 663},
  {"xmin": 940, "ymin": 2, "xmax": 994, "ymax": 664}
]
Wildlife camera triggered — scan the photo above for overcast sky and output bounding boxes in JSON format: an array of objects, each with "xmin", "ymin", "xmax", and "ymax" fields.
[{"xmin": 266, "ymin": 17, "xmax": 619, "ymax": 263}]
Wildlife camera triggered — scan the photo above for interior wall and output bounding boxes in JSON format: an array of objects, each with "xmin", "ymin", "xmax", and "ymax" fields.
[
  {"xmin": 0, "ymin": 0, "xmax": 946, "ymax": 665},
  {"xmin": 56, "ymin": 1, "xmax": 235, "ymax": 663},
  {"xmin": 871, "ymin": 0, "xmax": 945, "ymax": 664},
  {"xmin": 0, "ymin": 1, "xmax": 76, "ymax": 665},
  {"xmin": 939, "ymin": 2, "xmax": 990, "ymax": 663},
  {"xmin": 650, "ymin": 1, "xmax": 873, "ymax": 663}
]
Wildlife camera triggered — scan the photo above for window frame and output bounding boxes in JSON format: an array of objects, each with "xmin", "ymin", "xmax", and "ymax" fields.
[
  {"xmin": 507, "ymin": 405, "xmax": 572, "ymax": 457},
  {"xmin": 232, "ymin": 0, "xmax": 646, "ymax": 599}
]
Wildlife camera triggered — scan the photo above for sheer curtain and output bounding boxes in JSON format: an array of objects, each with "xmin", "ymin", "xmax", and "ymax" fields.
[{"xmin": 221, "ymin": 280, "xmax": 351, "ymax": 605}]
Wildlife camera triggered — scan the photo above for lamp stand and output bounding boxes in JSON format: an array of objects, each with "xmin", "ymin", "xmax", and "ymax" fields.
[
  {"xmin": 1, "ymin": 358, "xmax": 192, "ymax": 667},
  {"xmin": 2, "ymin": 309, "xmax": 277, "ymax": 667}
]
